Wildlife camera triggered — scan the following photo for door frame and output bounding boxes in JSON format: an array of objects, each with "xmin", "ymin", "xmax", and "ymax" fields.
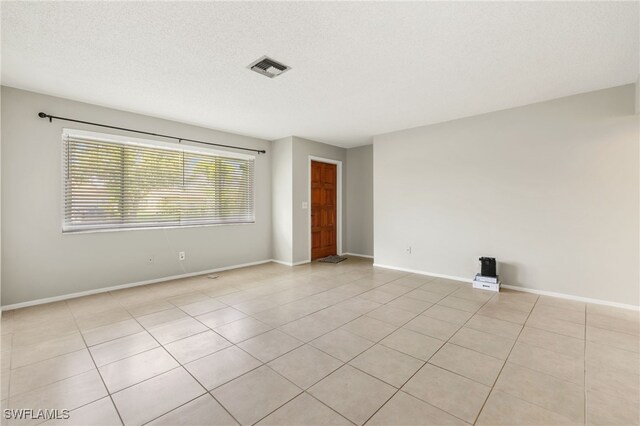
[{"xmin": 308, "ymin": 156, "xmax": 343, "ymax": 262}]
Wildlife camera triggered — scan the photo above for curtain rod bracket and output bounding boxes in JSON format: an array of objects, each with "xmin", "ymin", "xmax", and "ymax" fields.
[{"xmin": 37, "ymin": 111, "xmax": 266, "ymax": 155}]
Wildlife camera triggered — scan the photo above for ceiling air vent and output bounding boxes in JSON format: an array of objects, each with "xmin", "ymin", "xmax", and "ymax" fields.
[{"xmin": 248, "ymin": 56, "xmax": 291, "ymax": 78}]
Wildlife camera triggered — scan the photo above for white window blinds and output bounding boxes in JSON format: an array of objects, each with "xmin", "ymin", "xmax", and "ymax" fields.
[{"xmin": 63, "ymin": 130, "xmax": 255, "ymax": 232}]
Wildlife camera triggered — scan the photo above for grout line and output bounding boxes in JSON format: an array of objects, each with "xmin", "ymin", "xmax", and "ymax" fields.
[
  {"xmin": 208, "ymin": 393, "xmax": 243, "ymax": 426},
  {"xmin": 523, "ymin": 322, "xmax": 585, "ymax": 340},
  {"xmin": 239, "ymin": 367, "xmax": 308, "ymax": 425},
  {"xmin": 471, "ymin": 293, "xmax": 539, "ymax": 424},
  {"xmin": 584, "ymin": 323, "xmax": 640, "ymax": 341},
  {"xmin": 140, "ymin": 392, "xmax": 208, "ymax": 426},
  {"xmin": 64, "ymin": 299, "xmax": 126, "ymax": 426},
  {"xmin": 584, "ymin": 301, "xmax": 588, "ymax": 425},
  {"xmin": 303, "ymin": 391, "xmax": 358, "ymax": 426},
  {"xmin": 3, "ymin": 333, "xmax": 13, "ymax": 404},
  {"xmin": 83, "ymin": 324, "xmax": 149, "ymax": 348},
  {"xmin": 5, "ymin": 349, "xmax": 97, "ymax": 399}
]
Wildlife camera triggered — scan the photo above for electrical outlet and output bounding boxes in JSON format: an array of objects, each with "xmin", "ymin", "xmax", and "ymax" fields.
[
  {"xmin": 179, "ymin": 251, "xmax": 186, "ymax": 261},
  {"xmin": 406, "ymin": 246, "xmax": 412, "ymax": 254},
  {"xmin": 147, "ymin": 255, "xmax": 154, "ymax": 264}
]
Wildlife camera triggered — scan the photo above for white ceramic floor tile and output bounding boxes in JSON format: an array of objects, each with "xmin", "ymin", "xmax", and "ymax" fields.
[
  {"xmin": 99, "ymin": 347, "xmax": 179, "ymax": 393},
  {"xmin": 268, "ymin": 345, "xmax": 343, "ymax": 389},
  {"xmin": 41, "ymin": 397, "xmax": 122, "ymax": 426},
  {"xmin": 211, "ymin": 366, "xmax": 302, "ymax": 425},
  {"xmin": 349, "ymin": 344, "xmax": 424, "ymax": 388},
  {"xmin": 494, "ymin": 362, "xmax": 584, "ymax": 423},
  {"xmin": 308, "ymin": 365, "xmax": 395, "ymax": 425},
  {"xmin": 112, "ymin": 368, "xmax": 205, "ymax": 426},
  {"xmin": 214, "ymin": 318, "xmax": 272, "ymax": 343},
  {"xmin": 9, "ymin": 349, "xmax": 95, "ymax": 397},
  {"xmin": 380, "ymin": 328, "xmax": 444, "ymax": 361},
  {"xmin": 310, "ymin": 329, "xmax": 374, "ymax": 362},
  {"xmin": 256, "ymin": 392, "xmax": 351, "ymax": 426},
  {"xmin": 8, "ymin": 370, "xmax": 108, "ymax": 418},
  {"xmin": 82, "ymin": 319, "xmax": 144, "ymax": 347},
  {"xmin": 148, "ymin": 394, "xmax": 238, "ymax": 426},
  {"xmin": 368, "ymin": 391, "xmax": 466, "ymax": 426},
  {"xmin": 89, "ymin": 331, "xmax": 158, "ymax": 367},
  {"xmin": 164, "ymin": 330, "xmax": 231, "ymax": 364},
  {"xmin": 185, "ymin": 346, "xmax": 261, "ymax": 390},
  {"xmin": 238, "ymin": 330, "xmax": 303, "ymax": 363},
  {"xmin": 147, "ymin": 317, "xmax": 209, "ymax": 345},
  {"xmin": 403, "ymin": 364, "xmax": 490, "ymax": 424},
  {"xmin": 196, "ymin": 307, "xmax": 247, "ymax": 329},
  {"xmin": 477, "ymin": 390, "xmax": 576, "ymax": 426},
  {"xmin": 429, "ymin": 343, "xmax": 504, "ymax": 386}
]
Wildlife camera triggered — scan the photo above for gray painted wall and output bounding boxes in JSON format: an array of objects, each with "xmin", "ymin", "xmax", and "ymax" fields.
[
  {"xmin": 1, "ymin": 86, "xmax": 272, "ymax": 306},
  {"xmin": 271, "ymin": 137, "xmax": 293, "ymax": 264},
  {"xmin": 291, "ymin": 137, "xmax": 347, "ymax": 264},
  {"xmin": 374, "ymin": 85, "xmax": 639, "ymax": 305},
  {"xmin": 346, "ymin": 145, "xmax": 373, "ymax": 257}
]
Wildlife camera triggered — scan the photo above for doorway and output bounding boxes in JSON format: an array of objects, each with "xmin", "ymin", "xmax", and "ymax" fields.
[{"xmin": 310, "ymin": 159, "xmax": 340, "ymax": 260}]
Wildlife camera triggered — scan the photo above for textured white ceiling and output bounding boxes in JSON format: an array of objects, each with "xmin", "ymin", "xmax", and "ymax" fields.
[{"xmin": 2, "ymin": 1, "xmax": 638, "ymax": 148}]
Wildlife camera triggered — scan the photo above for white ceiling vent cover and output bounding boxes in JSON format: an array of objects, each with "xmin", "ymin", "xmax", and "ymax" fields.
[{"xmin": 248, "ymin": 56, "xmax": 291, "ymax": 78}]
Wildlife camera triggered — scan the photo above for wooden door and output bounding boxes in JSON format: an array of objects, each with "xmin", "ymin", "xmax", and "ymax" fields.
[{"xmin": 311, "ymin": 161, "xmax": 337, "ymax": 260}]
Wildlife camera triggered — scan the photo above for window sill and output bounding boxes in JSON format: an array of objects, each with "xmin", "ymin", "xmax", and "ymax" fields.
[{"xmin": 62, "ymin": 221, "xmax": 256, "ymax": 235}]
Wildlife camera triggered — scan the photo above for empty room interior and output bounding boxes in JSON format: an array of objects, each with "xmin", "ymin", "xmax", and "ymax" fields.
[{"xmin": 1, "ymin": 1, "xmax": 639, "ymax": 425}]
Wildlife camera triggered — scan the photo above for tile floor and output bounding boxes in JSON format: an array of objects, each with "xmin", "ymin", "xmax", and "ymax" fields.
[{"xmin": 1, "ymin": 257, "xmax": 639, "ymax": 425}]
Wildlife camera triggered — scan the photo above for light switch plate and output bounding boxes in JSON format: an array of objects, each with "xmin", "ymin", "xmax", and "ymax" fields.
[{"xmin": 302, "ymin": 202, "xmax": 308, "ymax": 209}]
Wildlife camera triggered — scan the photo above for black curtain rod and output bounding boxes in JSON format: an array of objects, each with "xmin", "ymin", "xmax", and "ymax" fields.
[{"xmin": 37, "ymin": 112, "xmax": 266, "ymax": 155}]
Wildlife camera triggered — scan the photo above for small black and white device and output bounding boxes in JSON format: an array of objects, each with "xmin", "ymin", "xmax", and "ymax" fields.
[{"xmin": 473, "ymin": 257, "xmax": 500, "ymax": 291}]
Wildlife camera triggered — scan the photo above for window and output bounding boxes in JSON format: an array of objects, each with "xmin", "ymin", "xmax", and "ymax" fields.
[{"xmin": 63, "ymin": 130, "xmax": 255, "ymax": 232}]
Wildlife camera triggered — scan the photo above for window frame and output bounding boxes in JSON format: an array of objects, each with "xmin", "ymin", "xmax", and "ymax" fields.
[{"xmin": 61, "ymin": 128, "xmax": 256, "ymax": 234}]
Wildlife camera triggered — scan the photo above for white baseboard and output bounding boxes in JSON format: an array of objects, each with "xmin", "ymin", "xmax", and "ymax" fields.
[
  {"xmin": 270, "ymin": 259, "xmax": 293, "ymax": 267},
  {"xmin": 344, "ymin": 253, "xmax": 374, "ymax": 259},
  {"xmin": 373, "ymin": 263, "xmax": 639, "ymax": 311},
  {"xmin": 6, "ymin": 259, "xmax": 637, "ymax": 313},
  {"xmin": 1, "ymin": 259, "xmax": 274, "ymax": 311},
  {"xmin": 373, "ymin": 263, "xmax": 472, "ymax": 283},
  {"xmin": 271, "ymin": 259, "xmax": 310, "ymax": 267},
  {"xmin": 500, "ymin": 285, "xmax": 640, "ymax": 312}
]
